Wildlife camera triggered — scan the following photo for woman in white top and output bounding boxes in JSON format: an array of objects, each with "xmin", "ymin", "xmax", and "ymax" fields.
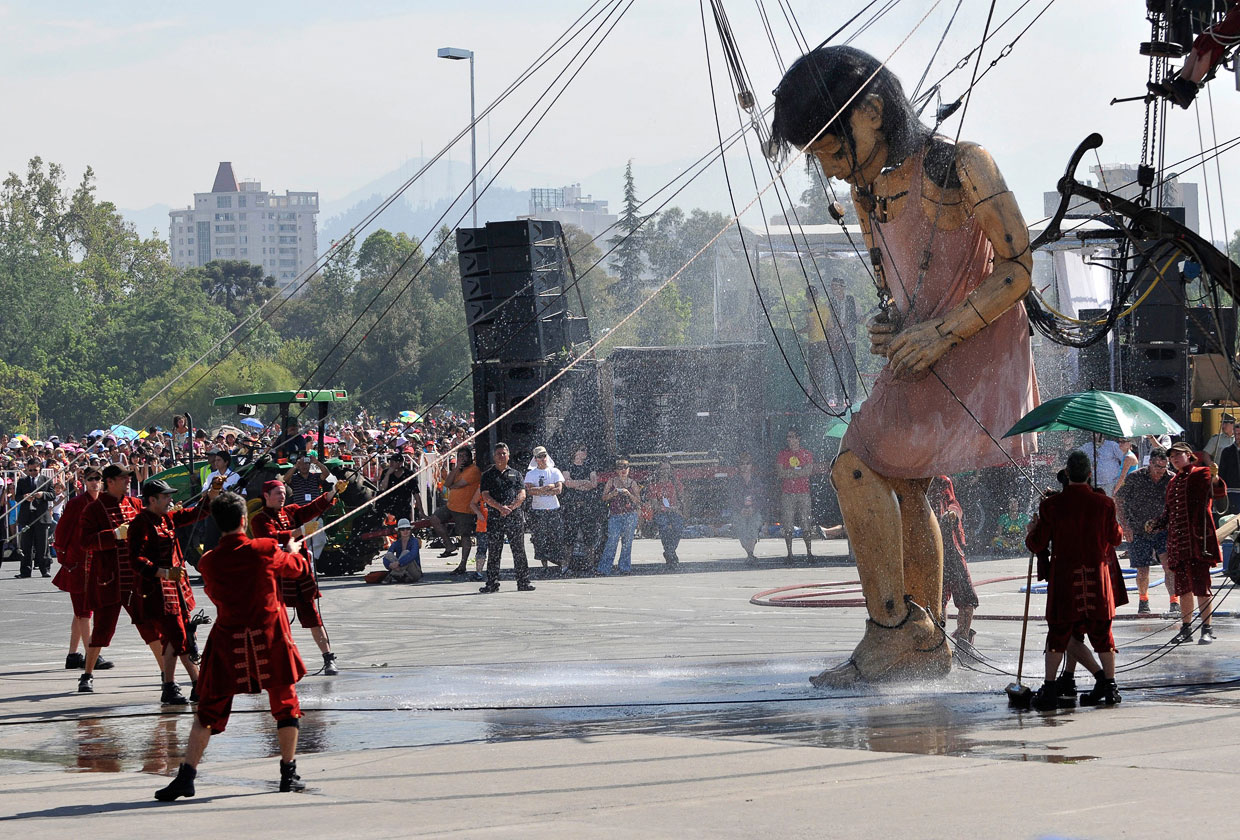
[{"xmin": 524, "ymin": 445, "xmax": 565, "ymax": 572}]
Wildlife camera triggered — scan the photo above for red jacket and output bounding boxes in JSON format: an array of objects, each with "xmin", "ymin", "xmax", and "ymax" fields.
[
  {"xmin": 126, "ymin": 505, "xmax": 209, "ymax": 623},
  {"xmin": 197, "ymin": 533, "xmax": 309, "ymax": 693},
  {"xmin": 1026, "ymin": 483, "xmax": 1123, "ymax": 623},
  {"xmin": 1152, "ymin": 465, "xmax": 1226, "ymax": 568},
  {"xmin": 78, "ymin": 493, "xmax": 143, "ymax": 610},
  {"xmin": 52, "ymin": 492, "xmax": 96, "ymax": 595},
  {"xmin": 928, "ymin": 476, "xmax": 966, "ymax": 560},
  {"xmin": 250, "ymin": 493, "xmax": 334, "ymax": 605}
]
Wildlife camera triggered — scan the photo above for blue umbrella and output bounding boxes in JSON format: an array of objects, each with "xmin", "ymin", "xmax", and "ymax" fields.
[
  {"xmin": 108, "ymin": 424, "xmax": 139, "ymax": 441},
  {"xmin": 240, "ymin": 417, "xmax": 265, "ymax": 430}
]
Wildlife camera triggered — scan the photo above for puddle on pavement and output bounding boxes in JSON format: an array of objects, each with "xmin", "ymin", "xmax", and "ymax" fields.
[
  {"xmin": 5, "ymin": 651, "xmax": 1237, "ymax": 775},
  {"xmin": 0, "ymin": 655, "xmax": 1111, "ymax": 775}
]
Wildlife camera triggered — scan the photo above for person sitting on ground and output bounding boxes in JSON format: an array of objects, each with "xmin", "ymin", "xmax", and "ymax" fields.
[
  {"xmin": 382, "ymin": 519, "xmax": 422, "ymax": 584},
  {"xmin": 646, "ymin": 457, "xmax": 686, "ymax": 566},
  {"xmin": 991, "ymin": 497, "xmax": 1030, "ymax": 553}
]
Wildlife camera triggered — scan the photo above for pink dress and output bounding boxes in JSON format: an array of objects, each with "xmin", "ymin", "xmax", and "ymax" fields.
[{"xmin": 842, "ymin": 147, "xmax": 1039, "ymax": 479}]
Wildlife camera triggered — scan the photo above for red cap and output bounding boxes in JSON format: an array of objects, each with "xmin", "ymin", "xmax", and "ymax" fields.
[{"xmin": 261, "ymin": 479, "xmax": 284, "ymax": 494}]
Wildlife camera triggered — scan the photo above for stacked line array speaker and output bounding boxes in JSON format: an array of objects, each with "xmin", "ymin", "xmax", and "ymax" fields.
[
  {"xmin": 605, "ymin": 344, "xmax": 766, "ymax": 458},
  {"xmin": 459, "ymin": 219, "xmax": 600, "ymax": 467},
  {"xmin": 456, "ymin": 219, "xmax": 590, "ymax": 363},
  {"xmin": 1124, "ymin": 343, "xmax": 1190, "ymax": 431},
  {"xmin": 471, "ymin": 360, "xmax": 606, "ymax": 468}
]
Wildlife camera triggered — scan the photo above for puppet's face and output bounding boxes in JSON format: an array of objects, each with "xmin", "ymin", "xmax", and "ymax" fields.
[{"xmin": 808, "ymin": 96, "xmax": 886, "ymax": 186}]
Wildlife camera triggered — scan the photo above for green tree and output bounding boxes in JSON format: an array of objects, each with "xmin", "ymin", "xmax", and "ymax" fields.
[
  {"xmin": 190, "ymin": 259, "xmax": 277, "ymax": 317},
  {"xmin": 135, "ymin": 354, "xmax": 300, "ymax": 429},
  {"xmin": 96, "ymin": 280, "xmax": 230, "ymax": 386},
  {"xmin": 562, "ymin": 223, "xmax": 617, "ymax": 331},
  {"xmin": 0, "ymin": 360, "xmax": 45, "ymax": 431},
  {"xmin": 607, "ymin": 161, "xmax": 647, "ymax": 297},
  {"xmin": 646, "ymin": 208, "xmax": 732, "ymax": 343}
]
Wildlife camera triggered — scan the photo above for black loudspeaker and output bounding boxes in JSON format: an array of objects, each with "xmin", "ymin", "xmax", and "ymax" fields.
[
  {"xmin": 456, "ymin": 219, "xmax": 563, "ymax": 253},
  {"xmin": 1125, "ymin": 342, "xmax": 1189, "ymax": 429},
  {"xmin": 458, "ymin": 244, "xmax": 562, "ymax": 277},
  {"xmin": 457, "ymin": 218, "xmax": 588, "ymax": 364},
  {"xmin": 472, "ymin": 360, "xmax": 605, "ymax": 467},
  {"xmin": 465, "ymin": 293, "xmax": 564, "ymax": 326},
  {"xmin": 461, "ymin": 270, "xmax": 564, "ymax": 302},
  {"xmin": 1076, "ymin": 309, "xmax": 1111, "ymax": 391},
  {"xmin": 1187, "ymin": 306, "xmax": 1237, "ymax": 356},
  {"xmin": 606, "ymin": 344, "xmax": 766, "ymax": 457},
  {"xmin": 1132, "ymin": 305, "xmax": 1187, "ymax": 343}
]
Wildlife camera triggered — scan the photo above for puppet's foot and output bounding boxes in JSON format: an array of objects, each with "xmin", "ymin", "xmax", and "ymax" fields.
[{"xmin": 810, "ymin": 601, "xmax": 951, "ymax": 688}]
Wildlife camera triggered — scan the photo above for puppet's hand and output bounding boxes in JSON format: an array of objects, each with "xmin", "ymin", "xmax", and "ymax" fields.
[
  {"xmin": 867, "ymin": 315, "xmax": 898, "ymax": 356},
  {"xmin": 887, "ymin": 319, "xmax": 956, "ymax": 381}
]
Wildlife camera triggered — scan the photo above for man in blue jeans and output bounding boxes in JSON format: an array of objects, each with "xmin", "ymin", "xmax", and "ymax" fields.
[
  {"xmin": 598, "ymin": 459, "xmax": 641, "ymax": 575},
  {"xmin": 646, "ymin": 458, "xmax": 685, "ymax": 565}
]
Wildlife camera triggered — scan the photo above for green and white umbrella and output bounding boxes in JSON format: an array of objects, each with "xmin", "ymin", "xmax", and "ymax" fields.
[{"xmin": 1003, "ymin": 389, "xmax": 1183, "ymax": 439}]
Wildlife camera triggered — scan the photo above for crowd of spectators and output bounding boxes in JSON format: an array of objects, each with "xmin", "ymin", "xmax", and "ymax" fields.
[{"xmin": 0, "ymin": 409, "xmax": 474, "ymax": 570}]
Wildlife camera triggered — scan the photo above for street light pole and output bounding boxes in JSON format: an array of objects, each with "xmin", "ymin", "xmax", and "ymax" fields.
[{"xmin": 438, "ymin": 46, "xmax": 477, "ymax": 228}]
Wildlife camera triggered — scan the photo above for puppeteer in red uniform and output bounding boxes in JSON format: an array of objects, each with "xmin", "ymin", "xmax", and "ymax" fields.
[
  {"xmin": 128, "ymin": 504, "xmax": 206, "ymax": 647},
  {"xmin": 53, "ymin": 473, "xmax": 112, "ymax": 672},
  {"xmin": 250, "ymin": 479, "xmax": 340, "ymax": 675},
  {"xmin": 1148, "ymin": 443, "xmax": 1226, "ymax": 644},
  {"xmin": 127, "ymin": 477, "xmax": 218, "ymax": 704},
  {"xmin": 75, "ymin": 464, "xmax": 157, "ymax": 691},
  {"xmin": 1025, "ymin": 451, "xmax": 1124, "ymax": 709},
  {"xmin": 155, "ymin": 491, "xmax": 311, "ymax": 802}
]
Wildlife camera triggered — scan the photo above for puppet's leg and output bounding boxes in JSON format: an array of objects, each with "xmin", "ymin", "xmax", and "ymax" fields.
[
  {"xmin": 811, "ymin": 451, "xmax": 950, "ymax": 687},
  {"xmin": 895, "ymin": 476, "xmax": 944, "ymax": 624}
]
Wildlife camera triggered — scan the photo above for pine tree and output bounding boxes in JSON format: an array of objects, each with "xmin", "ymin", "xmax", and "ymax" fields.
[{"xmin": 608, "ymin": 160, "xmax": 646, "ymax": 297}]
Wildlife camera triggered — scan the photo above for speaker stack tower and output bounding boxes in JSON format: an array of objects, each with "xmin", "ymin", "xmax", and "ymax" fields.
[
  {"xmin": 457, "ymin": 219, "xmax": 601, "ymax": 465},
  {"xmin": 1124, "ymin": 252, "xmax": 1190, "ymax": 430}
]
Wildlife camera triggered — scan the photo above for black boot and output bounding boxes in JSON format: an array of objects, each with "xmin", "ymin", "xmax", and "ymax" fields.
[
  {"xmin": 154, "ymin": 763, "xmax": 197, "ymax": 801},
  {"xmin": 1031, "ymin": 681, "xmax": 1059, "ymax": 711},
  {"xmin": 322, "ymin": 652, "xmax": 339, "ymax": 676},
  {"xmin": 161, "ymin": 681, "xmax": 189, "ymax": 706},
  {"xmin": 279, "ymin": 759, "xmax": 306, "ymax": 792},
  {"xmin": 65, "ymin": 652, "xmax": 85, "ymax": 669},
  {"xmin": 189, "ymin": 679, "xmax": 199, "ymax": 703},
  {"xmin": 1054, "ymin": 672, "xmax": 1077, "ymax": 708},
  {"xmin": 1080, "ymin": 677, "xmax": 1121, "ymax": 707}
]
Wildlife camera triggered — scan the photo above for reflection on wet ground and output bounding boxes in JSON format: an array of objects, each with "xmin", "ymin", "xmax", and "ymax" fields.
[{"xmin": 3, "ymin": 653, "xmax": 1238, "ymax": 776}]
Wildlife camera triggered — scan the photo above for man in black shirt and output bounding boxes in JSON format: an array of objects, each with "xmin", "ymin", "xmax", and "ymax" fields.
[
  {"xmin": 478, "ymin": 443, "xmax": 533, "ymax": 593},
  {"xmin": 15, "ymin": 459, "xmax": 55, "ymax": 578},
  {"xmin": 276, "ymin": 418, "xmax": 308, "ymax": 462},
  {"xmin": 378, "ymin": 455, "xmax": 421, "ymax": 521}
]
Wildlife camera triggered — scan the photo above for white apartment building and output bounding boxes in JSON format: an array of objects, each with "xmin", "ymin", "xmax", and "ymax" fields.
[
  {"xmin": 519, "ymin": 183, "xmax": 617, "ymax": 238},
  {"xmin": 168, "ymin": 162, "xmax": 319, "ymax": 287}
]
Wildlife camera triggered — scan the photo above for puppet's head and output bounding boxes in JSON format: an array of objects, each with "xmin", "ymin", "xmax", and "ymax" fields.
[{"xmin": 770, "ymin": 45, "xmax": 928, "ymax": 181}]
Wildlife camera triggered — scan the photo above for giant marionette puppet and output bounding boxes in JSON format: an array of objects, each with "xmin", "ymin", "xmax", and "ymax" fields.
[{"xmin": 770, "ymin": 45, "xmax": 1038, "ymax": 686}]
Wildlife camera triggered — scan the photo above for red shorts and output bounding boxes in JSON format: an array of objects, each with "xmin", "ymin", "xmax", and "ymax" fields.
[
  {"xmin": 1046, "ymin": 619, "xmax": 1115, "ymax": 653},
  {"xmin": 293, "ymin": 600, "xmax": 322, "ymax": 629},
  {"xmin": 158, "ymin": 613, "xmax": 189, "ymax": 655},
  {"xmin": 1170, "ymin": 562, "xmax": 1212, "ymax": 597},
  {"xmin": 70, "ymin": 591, "xmax": 92, "ymax": 619},
  {"xmin": 124, "ymin": 603, "xmax": 162, "ymax": 644},
  {"xmin": 196, "ymin": 682, "xmax": 301, "ymax": 734},
  {"xmin": 89, "ymin": 602, "xmax": 122, "ymax": 647}
]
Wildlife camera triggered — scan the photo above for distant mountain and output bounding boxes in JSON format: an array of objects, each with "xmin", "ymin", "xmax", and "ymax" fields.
[
  {"xmin": 121, "ymin": 203, "xmax": 174, "ymax": 242},
  {"xmin": 318, "ymin": 153, "xmax": 746, "ymax": 249}
]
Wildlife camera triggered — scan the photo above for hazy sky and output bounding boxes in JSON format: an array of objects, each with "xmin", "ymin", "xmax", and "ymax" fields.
[{"xmin": 4, "ymin": 0, "xmax": 1240, "ymax": 242}]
